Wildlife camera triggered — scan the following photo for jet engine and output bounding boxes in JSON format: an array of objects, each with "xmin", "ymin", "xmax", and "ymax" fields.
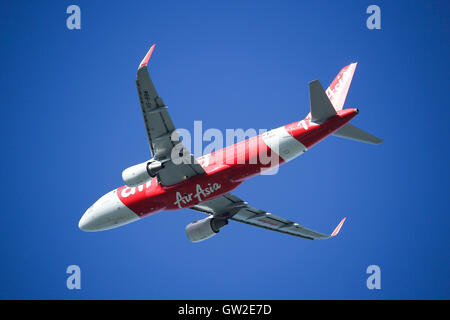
[
  {"xmin": 185, "ymin": 216, "xmax": 228, "ymax": 242},
  {"xmin": 122, "ymin": 159, "xmax": 164, "ymax": 187}
]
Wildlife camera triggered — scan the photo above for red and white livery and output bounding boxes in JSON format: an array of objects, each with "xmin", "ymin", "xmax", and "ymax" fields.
[{"xmin": 79, "ymin": 45, "xmax": 383, "ymax": 242}]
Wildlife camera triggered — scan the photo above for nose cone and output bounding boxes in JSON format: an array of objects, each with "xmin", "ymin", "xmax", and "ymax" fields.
[
  {"xmin": 78, "ymin": 207, "xmax": 97, "ymax": 231},
  {"xmin": 79, "ymin": 190, "xmax": 139, "ymax": 232}
]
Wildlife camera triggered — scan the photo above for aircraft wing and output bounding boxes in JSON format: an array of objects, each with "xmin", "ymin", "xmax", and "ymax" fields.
[
  {"xmin": 136, "ymin": 45, "xmax": 205, "ymax": 186},
  {"xmin": 190, "ymin": 193, "xmax": 346, "ymax": 240}
]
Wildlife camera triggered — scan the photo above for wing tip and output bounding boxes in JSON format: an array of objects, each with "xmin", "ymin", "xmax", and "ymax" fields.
[
  {"xmin": 374, "ymin": 137, "xmax": 384, "ymax": 145},
  {"xmin": 331, "ymin": 217, "xmax": 346, "ymax": 237},
  {"xmin": 139, "ymin": 44, "xmax": 156, "ymax": 69}
]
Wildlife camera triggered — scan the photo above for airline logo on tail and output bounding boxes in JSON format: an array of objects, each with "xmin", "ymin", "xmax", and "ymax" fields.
[{"xmin": 326, "ymin": 62, "xmax": 357, "ymax": 111}]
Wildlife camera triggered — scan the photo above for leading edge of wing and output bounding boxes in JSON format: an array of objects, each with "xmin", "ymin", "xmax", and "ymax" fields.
[{"xmin": 139, "ymin": 44, "xmax": 156, "ymax": 69}]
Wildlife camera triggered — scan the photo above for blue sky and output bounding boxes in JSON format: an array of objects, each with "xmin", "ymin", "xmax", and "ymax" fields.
[{"xmin": 0, "ymin": 0, "xmax": 449, "ymax": 299}]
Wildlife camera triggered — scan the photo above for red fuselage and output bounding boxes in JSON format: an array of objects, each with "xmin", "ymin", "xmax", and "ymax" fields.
[{"xmin": 117, "ymin": 108, "xmax": 358, "ymax": 218}]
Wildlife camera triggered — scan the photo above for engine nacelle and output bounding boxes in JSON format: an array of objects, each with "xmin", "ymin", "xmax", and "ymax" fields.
[
  {"xmin": 185, "ymin": 216, "xmax": 228, "ymax": 242},
  {"xmin": 122, "ymin": 159, "xmax": 163, "ymax": 187}
]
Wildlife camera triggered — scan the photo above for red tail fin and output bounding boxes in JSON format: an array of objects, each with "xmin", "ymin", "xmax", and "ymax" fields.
[{"xmin": 326, "ymin": 63, "xmax": 357, "ymax": 111}]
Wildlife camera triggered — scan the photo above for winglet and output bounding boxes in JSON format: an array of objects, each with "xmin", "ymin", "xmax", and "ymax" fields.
[
  {"xmin": 139, "ymin": 44, "xmax": 156, "ymax": 69},
  {"xmin": 330, "ymin": 217, "xmax": 346, "ymax": 237}
]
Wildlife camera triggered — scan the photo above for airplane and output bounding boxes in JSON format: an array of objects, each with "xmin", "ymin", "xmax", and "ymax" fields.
[{"xmin": 78, "ymin": 45, "xmax": 383, "ymax": 242}]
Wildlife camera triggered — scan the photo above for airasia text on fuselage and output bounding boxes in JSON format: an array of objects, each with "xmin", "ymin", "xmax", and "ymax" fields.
[{"xmin": 174, "ymin": 183, "xmax": 221, "ymax": 208}]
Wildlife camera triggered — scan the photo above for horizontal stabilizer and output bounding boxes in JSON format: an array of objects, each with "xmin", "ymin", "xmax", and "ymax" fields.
[
  {"xmin": 309, "ymin": 80, "xmax": 337, "ymax": 123},
  {"xmin": 333, "ymin": 123, "xmax": 383, "ymax": 145}
]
